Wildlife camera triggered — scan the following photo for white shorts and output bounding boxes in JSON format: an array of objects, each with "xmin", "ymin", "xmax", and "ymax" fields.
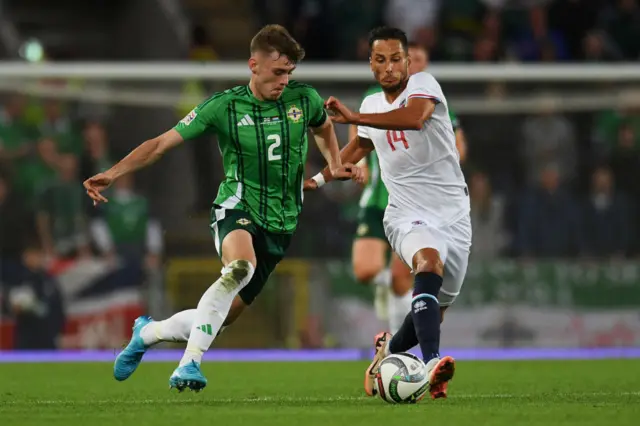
[{"xmin": 384, "ymin": 210, "xmax": 471, "ymax": 306}]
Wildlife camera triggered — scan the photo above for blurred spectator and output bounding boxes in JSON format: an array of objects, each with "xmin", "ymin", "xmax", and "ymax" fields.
[
  {"xmin": 4, "ymin": 239, "xmax": 65, "ymax": 350},
  {"xmin": 90, "ymin": 173, "xmax": 163, "ymax": 269},
  {"xmin": 386, "ymin": 0, "xmax": 441, "ymax": 50},
  {"xmin": 330, "ymin": 0, "xmax": 386, "ymax": 60},
  {"xmin": 38, "ymin": 99, "xmax": 82, "ymax": 156},
  {"xmin": 177, "ymin": 25, "xmax": 219, "ymax": 212},
  {"xmin": 516, "ymin": 165, "xmax": 582, "ymax": 258},
  {"xmin": 188, "ymin": 25, "xmax": 219, "ymax": 62},
  {"xmin": 592, "ymin": 92, "xmax": 640, "ymax": 156},
  {"xmin": 438, "ymin": 0, "xmax": 488, "ymax": 61},
  {"xmin": 36, "ymin": 154, "xmax": 90, "ymax": 260},
  {"xmin": 473, "ymin": 35, "xmax": 501, "ymax": 61},
  {"xmin": 79, "ymin": 121, "xmax": 112, "ymax": 179},
  {"xmin": 548, "ymin": 0, "xmax": 604, "ymax": 60},
  {"xmin": 0, "ymin": 94, "xmax": 36, "ymax": 165},
  {"xmin": 582, "ymin": 166, "xmax": 631, "ymax": 258},
  {"xmin": 598, "ymin": 0, "xmax": 640, "ymax": 60},
  {"xmin": 581, "ymin": 30, "xmax": 623, "ymax": 62},
  {"xmin": 14, "ymin": 137, "xmax": 59, "ymax": 208},
  {"xmin": 609, "ymin": 123, "xmax": 640, "ymax": 201},
  {"xmin": 0, "ymin": 172, "xmax": 33, "ymax": 274},
  {"xmin": 521, "ymin": 97, "xmax": 577, "ymax": 186},
  {"xmin": 481, "ymin": 0, "xmax": 568, "ymax": 62},
  {"xmin": 291, "ymin": 0, "xmax": 334, "ymax": 60},
  {"xmin": 469, "ymin": 171, "xmax": 509, "ymax": 259}
]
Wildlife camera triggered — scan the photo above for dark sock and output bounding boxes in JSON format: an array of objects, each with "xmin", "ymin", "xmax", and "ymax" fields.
[
  {"xmin": 389, "ymin": 313, "xmax": 418, "ymax": 353},
  {"xmin": 410, "ymin": 272, "xmax": 442, "ymax": 362}
]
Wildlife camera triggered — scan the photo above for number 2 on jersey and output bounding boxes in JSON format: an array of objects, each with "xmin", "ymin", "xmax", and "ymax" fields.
[
  {"xmin": 267, "ymin": 134, "xmax": 281, "ymax": 161},
  {"xmin": 386, "ymin": 130, "xmax": 409, "ymax": 151}
]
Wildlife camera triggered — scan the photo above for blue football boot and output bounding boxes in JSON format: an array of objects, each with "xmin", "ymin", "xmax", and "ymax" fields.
[
  {"xmin": 113, "ymin": 315, "xmax": 152, "ymax": 381},
  {"xmin": 169, "ymin": 360, "xmax": 207, "ymax": 392}
]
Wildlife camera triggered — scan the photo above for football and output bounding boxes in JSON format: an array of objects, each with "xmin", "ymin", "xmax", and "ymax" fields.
[{"xmin": 375, "ymin": 353, "xmax": 429, "ymax": 404}]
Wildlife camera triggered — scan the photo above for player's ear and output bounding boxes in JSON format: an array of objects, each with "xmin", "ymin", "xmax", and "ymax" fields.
[{"xmin": 248, "ymin": 57, "xmax": 258, "ymax": 74}]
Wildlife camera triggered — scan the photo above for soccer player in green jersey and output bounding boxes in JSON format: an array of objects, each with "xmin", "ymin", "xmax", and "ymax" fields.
[
  {"xmin": 83, "ymin": 25, "xmax": 361, "ymax": 392},
  {"xmin": 343, "ymin": 42, "xmax": 467, "ymax": 334}
]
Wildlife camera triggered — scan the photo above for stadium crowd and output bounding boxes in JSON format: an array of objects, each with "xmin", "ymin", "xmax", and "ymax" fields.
[
  {"xmin": 1, "ymin": 0, "xmax": 639, "ymax": 270},
  {"xmin": 0, "ymin": 95, "xmax": 162, "ymax": 348},
  {"xmin": 252, "ymin": 0, "xmax": 640, "ymax": 62}
]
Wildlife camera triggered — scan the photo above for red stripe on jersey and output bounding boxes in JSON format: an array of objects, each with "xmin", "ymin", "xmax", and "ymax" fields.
[{"xmin": 408, "ymin": 94, "xmax": 439, "ymax": 100}]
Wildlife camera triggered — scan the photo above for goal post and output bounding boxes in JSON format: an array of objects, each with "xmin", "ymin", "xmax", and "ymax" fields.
[{"xmin": 0, "ymin": 62, "xmax": 638, "ymax": 114}]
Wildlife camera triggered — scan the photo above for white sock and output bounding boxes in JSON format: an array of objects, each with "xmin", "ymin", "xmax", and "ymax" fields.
[
  {"xmin": 179, "ymin": 260, "xmax": 255, "ymax": 367},
  {"xmin": 140, "ymin": 309, "xmax": 197, "ymax": 346},
  {"xmin": 388, "ymin": 289, "xmax": 413, "ymax": 334},
  {"xmin": 372, "ymin": 268, "xmax": 391, "ymax": 287}
]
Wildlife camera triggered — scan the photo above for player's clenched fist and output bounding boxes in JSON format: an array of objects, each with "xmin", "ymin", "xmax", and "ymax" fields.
[{"xmin": 325, "ymin": 96, "xmax": 358, "ymax": 124}]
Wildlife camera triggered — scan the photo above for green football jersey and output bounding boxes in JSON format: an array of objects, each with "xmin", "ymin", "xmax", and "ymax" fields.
[
  {"xmin": 174, "ymin": 82, "xmax": 327, "ymax": 234},
  {"xmin": 357, "ymin": 84, "xmax": 462, "ymax": 211}
]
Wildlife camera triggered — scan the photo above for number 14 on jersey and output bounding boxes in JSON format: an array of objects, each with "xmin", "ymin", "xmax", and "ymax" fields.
[{"xmin": 386, "ymin": 130, "xmax": 409, "ymax": 151}]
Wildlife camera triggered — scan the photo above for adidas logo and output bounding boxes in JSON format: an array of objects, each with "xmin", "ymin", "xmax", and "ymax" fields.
[
  {"xmin": 198, "ymin": 324, "xmax": 213, "ymax": 335},
  {"xmin": 237, "ymin": 114, "xmax": 255, "ymax": 127}
]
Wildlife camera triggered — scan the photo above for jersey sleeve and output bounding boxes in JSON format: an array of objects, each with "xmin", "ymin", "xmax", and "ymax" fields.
[
  {"xmin": 306, "ymin": 88, "xmax": 328, "ymax": 128},
  {"xmin": 173, "ymin": 96, "xmax": 223, "ymax": 141},
  {"xmin": 357, "ymin": 97, "xmax": 372, "ymax": 140},
  {"xmin": 407, "ymin": 72, "xmax": 442, "ymax": 104}
]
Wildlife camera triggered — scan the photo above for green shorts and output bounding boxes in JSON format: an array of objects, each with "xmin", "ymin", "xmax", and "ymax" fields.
[
  {"xmin": 355, "ymin": 207, "xmax": 387, "ymax": 241},
  {"xmin": 210, "ymin": 207, "xmax": 293, "ymax": 305}
]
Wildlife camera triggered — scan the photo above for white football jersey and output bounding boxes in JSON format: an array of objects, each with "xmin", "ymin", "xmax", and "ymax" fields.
[{"xmin": 357, "ymin": 72, "xmax": 470, "ymax": 227}]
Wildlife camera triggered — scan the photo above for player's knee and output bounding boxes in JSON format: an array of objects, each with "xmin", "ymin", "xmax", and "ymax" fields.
[
  {"xmin": 352, "ymin": 261, "xmax": 383, "ymax": 284},
  {"xmin": 412, "ymin": 248, "xmax": 444, "ymax": 276},
  {"xmin": 223, "ymin": 259, "xmax": 256, "ymax": 291}
]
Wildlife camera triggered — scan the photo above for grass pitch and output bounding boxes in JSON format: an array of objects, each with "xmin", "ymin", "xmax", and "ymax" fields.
[{"xmin": 1, "ymin": 360, "xmax": 639, "ymax": 426}]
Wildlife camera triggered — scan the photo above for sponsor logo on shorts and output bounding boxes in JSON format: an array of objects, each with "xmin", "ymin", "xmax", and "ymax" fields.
[
  {"xmin": 236, "ymin": 218, "xmax": 251, "ymax": 226},
  {"xmin": 356, "ymin": 224, "xmax": 369, "ymax": 236}
]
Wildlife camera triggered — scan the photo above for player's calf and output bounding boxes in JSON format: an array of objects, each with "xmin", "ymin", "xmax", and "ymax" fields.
[
  {"xmin": 411, "ymin": 248, "xmax": 444, "ymax": 362},
  {"xmin": 388, "ymin": 253, "xmax": 413, "ymax": 333}
]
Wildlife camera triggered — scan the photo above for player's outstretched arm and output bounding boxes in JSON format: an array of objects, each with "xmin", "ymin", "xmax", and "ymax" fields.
[
  {"xmin": 326, "ymin": 96, "xmax": 436, "ymax": 131},
  {"xmin": 306, "ymin": 133, "xmax": 374, "ymax": 190},
  {"xmin": 310, "ymin": 116, "xmax": 343, "ymax": 172},
  {"xmin": 83, "ymin": 129, "xmax": 184, "ymax": 205},
  {"xmin": 309, "ymin": 116, "xmax": 364, "ymax": 185}
]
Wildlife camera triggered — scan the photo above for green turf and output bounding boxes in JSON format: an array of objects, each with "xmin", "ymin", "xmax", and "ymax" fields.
[{"xmin": 1, "ymin": 360, "xmax": 639, "ymax": 426}]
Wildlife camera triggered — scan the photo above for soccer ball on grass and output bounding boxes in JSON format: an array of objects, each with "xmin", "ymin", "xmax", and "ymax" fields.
[{"xmin": 375, "ymin": 352, "xmax": 429, "ymax": 404}]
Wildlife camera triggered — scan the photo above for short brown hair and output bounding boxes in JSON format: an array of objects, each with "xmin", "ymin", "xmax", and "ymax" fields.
[{"xmin": 250, "ymin": 25, "xmax": 305, "ymax": 63}]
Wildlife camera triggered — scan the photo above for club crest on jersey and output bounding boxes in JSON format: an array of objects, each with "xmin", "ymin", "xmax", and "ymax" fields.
[
  {"xmin": 287, "ymin": 105, "xmax": 303, "ymax": 123},
  {"xmin": 180, "ymin": 109, "xmax": 197, "ymax": 126},
  {"xmin": 236, "ymin": 218, "xmax": 251, "ymax": 226}
]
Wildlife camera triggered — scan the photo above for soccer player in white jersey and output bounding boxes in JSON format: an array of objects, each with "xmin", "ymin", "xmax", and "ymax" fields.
[{"xmin": 306, "ymin": 27, "xmax": 471, "ymax": 400}]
